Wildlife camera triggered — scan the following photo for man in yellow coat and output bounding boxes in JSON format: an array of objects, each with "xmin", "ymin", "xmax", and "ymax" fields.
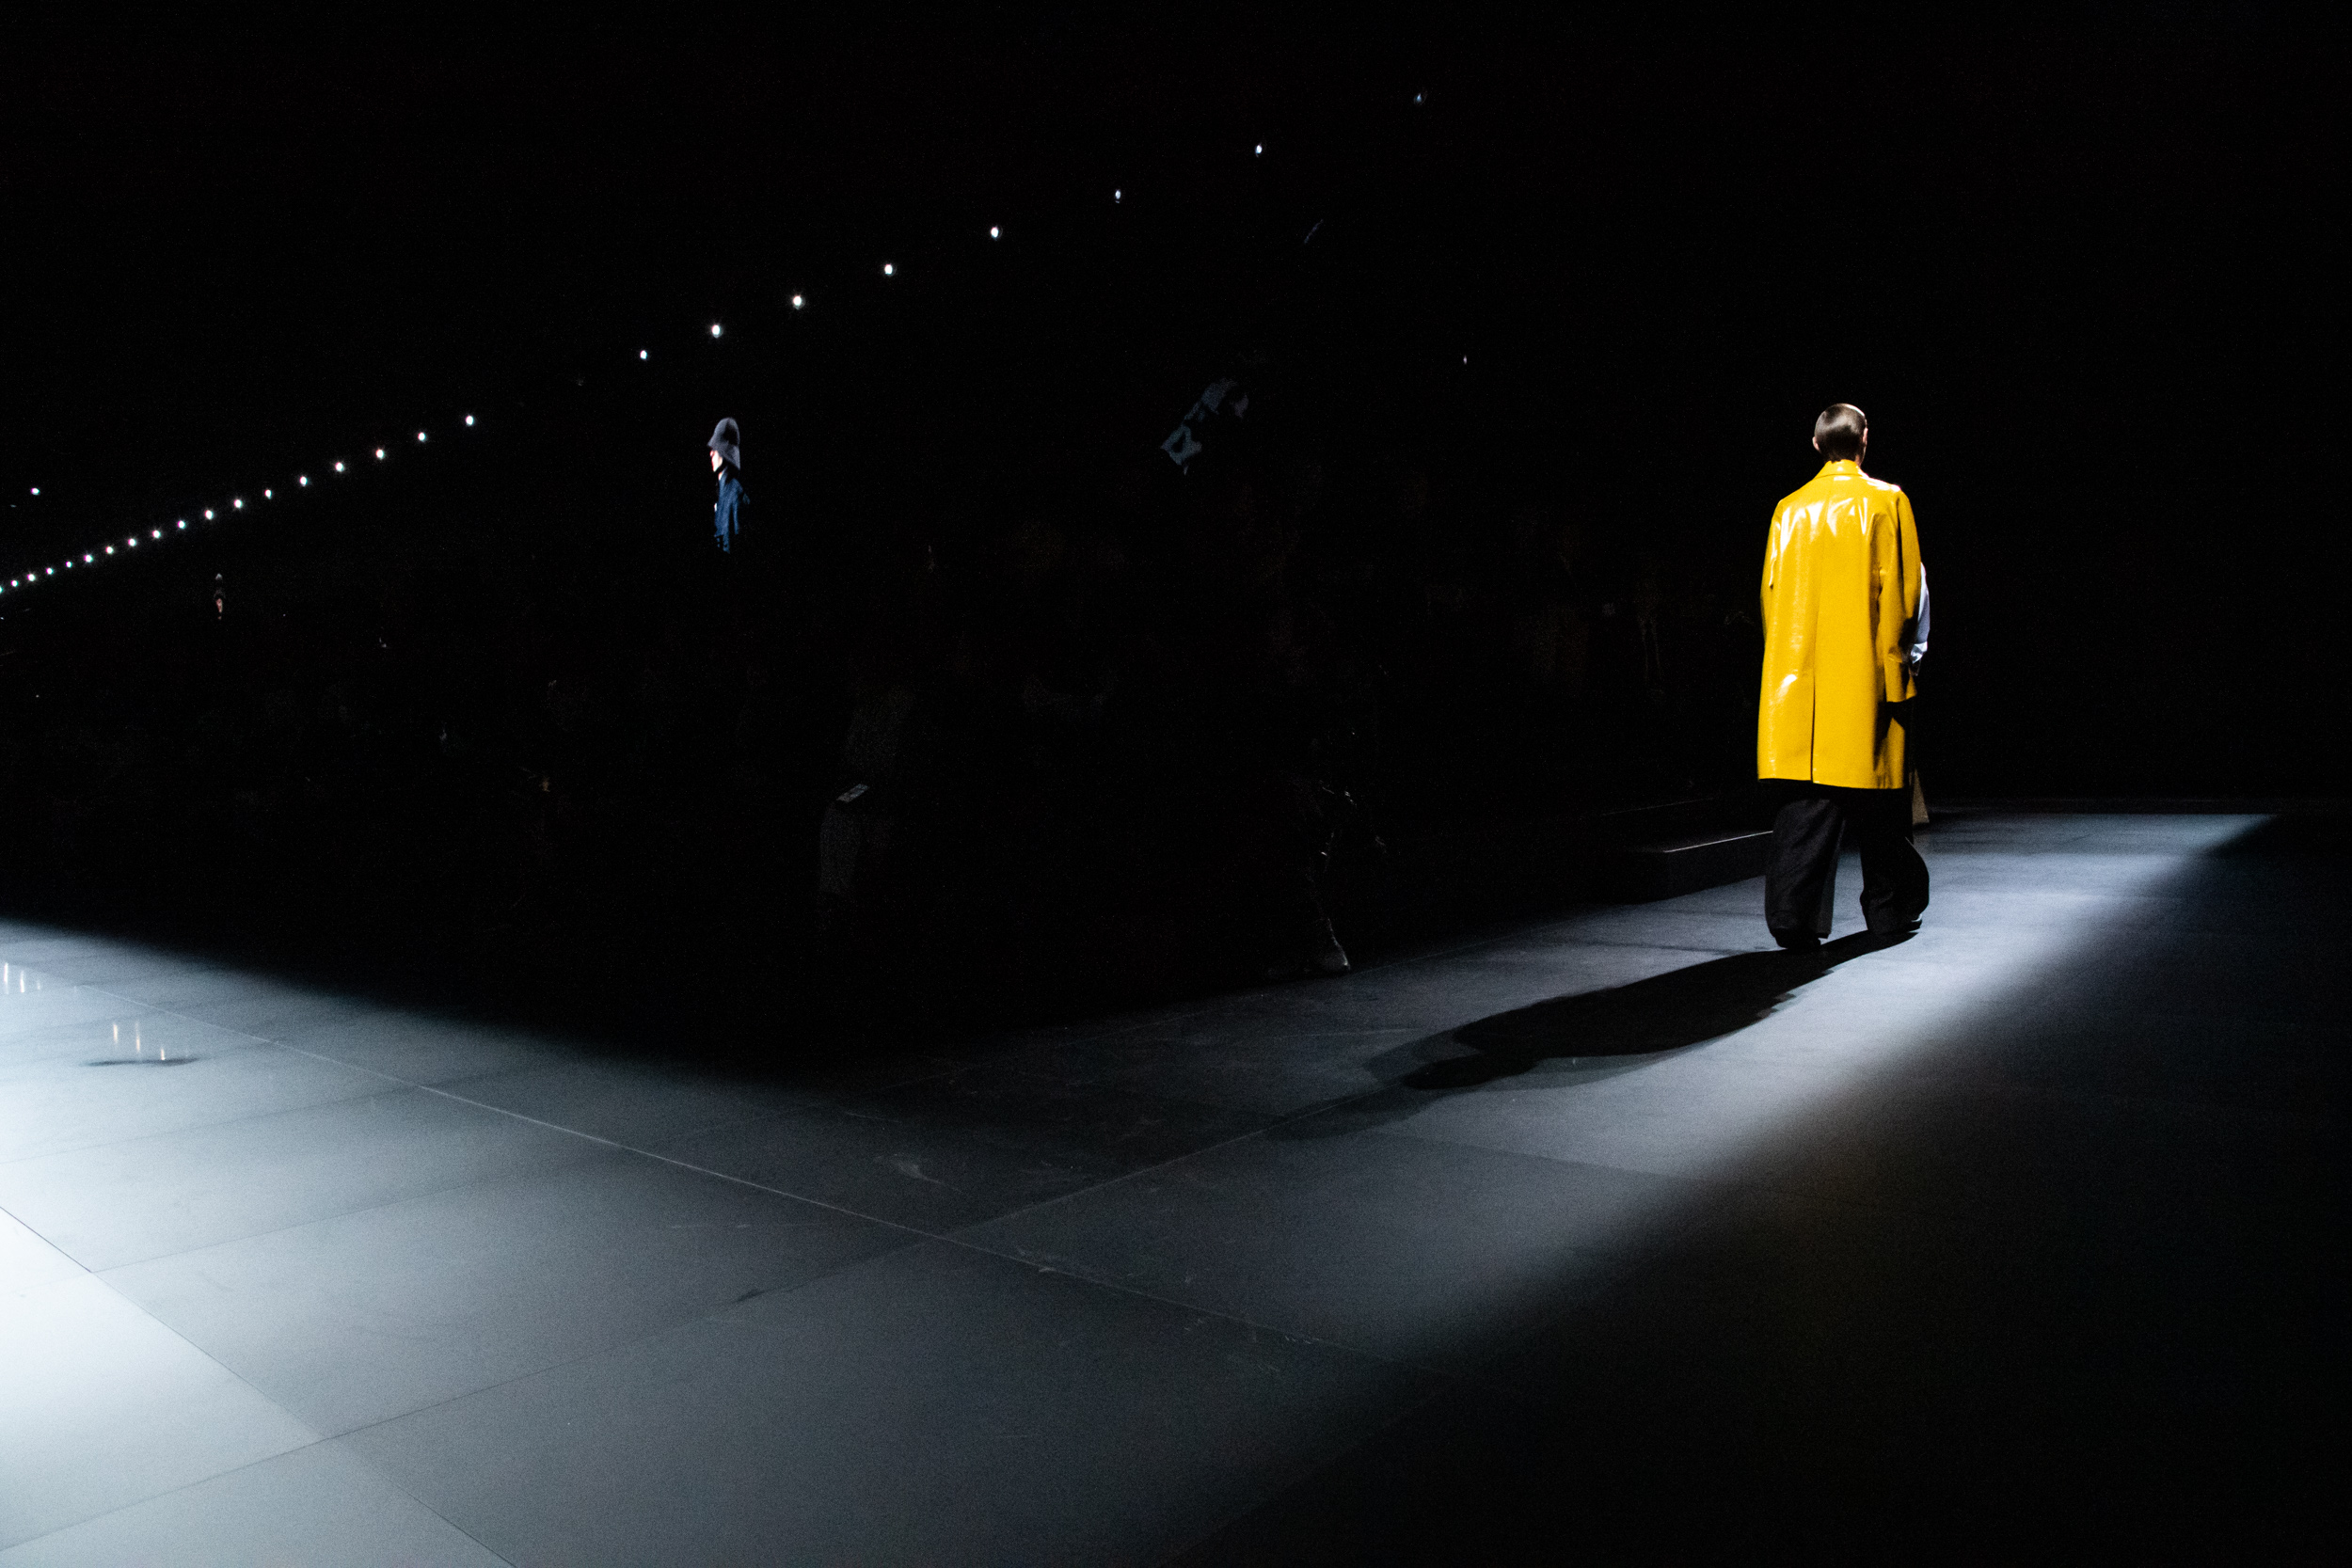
[{"xmin": 1757, "ymin": 404, "xmax": 1931, "ymax": 947}]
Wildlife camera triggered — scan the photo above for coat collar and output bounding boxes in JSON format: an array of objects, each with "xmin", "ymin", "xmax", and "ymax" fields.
[{"xmin": 1817, "ymin": 460, "xmax": 1864, "ymax": 478}]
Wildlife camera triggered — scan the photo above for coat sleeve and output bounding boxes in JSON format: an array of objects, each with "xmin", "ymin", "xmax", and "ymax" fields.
[{"xmin": 1880, "ymin": 490, "xmax": 1923, "ymax": 704}]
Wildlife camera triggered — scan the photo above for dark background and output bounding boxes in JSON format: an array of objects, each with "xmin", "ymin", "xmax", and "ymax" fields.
[{"xmin": 0, "ymin": 11, "xmax": 2336, "ymax": 1034}]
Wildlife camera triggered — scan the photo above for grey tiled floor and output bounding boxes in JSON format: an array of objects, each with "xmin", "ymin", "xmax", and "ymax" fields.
[{"xmin": 3, "ymin": 812, "xmax": 2341, "ymax": 1563}]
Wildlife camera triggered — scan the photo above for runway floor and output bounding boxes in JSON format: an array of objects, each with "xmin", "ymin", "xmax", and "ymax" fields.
[{"xmin": 2, "ymin": 811, "xmax": 2343, "ymax": 1562}]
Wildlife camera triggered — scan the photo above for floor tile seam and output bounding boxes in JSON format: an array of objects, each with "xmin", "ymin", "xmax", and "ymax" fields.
[
  {"xmin": 315, "ymin": 1236, "xmax": 960, "ymax": 1446},
  {"xmin": 0, "ymin": 1019, "xmax": 211, "ymax": 1053},
  {"xmin": 901, "ymin": 1075, "xmax": 1430, "ymax": 1238},
  {"xmin": 6, "ymin": 966, "xmax": 238, "ymax": 995},
  {"xmin": 412, "ymin": 1084, "xmax": 949, "ymax": 1243},
  {"xmin": 0, "ymin": 996, "xmax": 222, "ymax": 1028},
  {"xmin": 79, "ymin": 1162, "xmax": 943, "ymax": 1444},
  {"xmin": 310, "ymin": 1438, "xmax": 530, "ymax": 1568},
  {"xmin": 0, "ymin": 1078, "xmax": 417, "ymax": 1173},
  {"xmin": 928, "ymin": 1225, "xmax": 1506, "ymax": 1383},
  {"xmin": 1355, "ymin": 1122, "xmax": 1763, "ymax": 1208},
  {"xmin": 294, "ymin": 1034, "xmax": 981, "ymax": 1113},
  {"xmin": 0, "ymin": 1196, "xmax": 93, "ymax": 1278},
  {"xmin": 0, "ymin": 1433, "xmax": 526, "ymax": 1568},
  {"xmin": 79, "ymin": 1138, "xmax": 637, "ymax": 1275},
  {"xmin": 972, "ymin": 1053, "xmax": 1359, "ymax": 1123},
  {"xmin": 81, "ymin": 986, "xmax": 282, "ymax": 1049},
  {"xmin": 0, "ymin": 1441, "xmax": 333, "ymax": 1559},
  {"xmin": 0, "ymin": 1020, "xmax": 288, "ymax": 1080},
  {"xmin": 420, "ymin": 1061, "xmax": 1346, "ymax": 1251},
  {"xmin": 967, "ymin": 1029, "xmax": 1436, "ymax": 1111},
  {"xmin": 0, "ymin": 952, "xmax": 170, "ymax": 976},
  {"xmin": 7, "ymin": 1269, "xmax": 332, "ymax": 1496}
]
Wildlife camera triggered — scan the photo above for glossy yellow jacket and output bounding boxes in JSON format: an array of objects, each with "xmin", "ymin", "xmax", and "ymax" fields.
[{"xmin": 1756, "ymin": 460, "xmax": 1923, "ymax": 789}]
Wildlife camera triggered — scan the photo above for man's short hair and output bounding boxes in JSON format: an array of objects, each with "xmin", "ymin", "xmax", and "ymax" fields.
[{"xmin": 1813, "ymin": 404, "xmax": 1867, "ymax": 460}]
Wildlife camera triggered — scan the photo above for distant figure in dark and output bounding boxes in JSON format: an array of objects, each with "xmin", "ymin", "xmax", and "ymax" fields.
[
  {"xmin": 707, "ymin": 418, "xmax": 746, "ymax": 554},
  {"xmin": 1756, "ymin": 404, "xmax": 1931, "ymax": 947}
]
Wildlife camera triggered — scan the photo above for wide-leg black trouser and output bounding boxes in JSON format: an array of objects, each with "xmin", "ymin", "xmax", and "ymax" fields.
[{"xmin": 1764, "ymin": 783, "xmax": 1930, "ymax": 942}]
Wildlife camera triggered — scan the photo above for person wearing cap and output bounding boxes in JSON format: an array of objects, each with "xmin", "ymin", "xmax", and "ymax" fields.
[
  {"xmin": 1756, "ymin": 403, "xmax": 1931, "ymax": 946},
  {"xmin": 707, "ymin": 418, "xmax": 746, "ymax": 554}
]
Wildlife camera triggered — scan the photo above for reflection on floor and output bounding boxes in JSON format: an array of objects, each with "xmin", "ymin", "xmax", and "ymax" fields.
[{"xmin": 2, "ymin": 812, "xmax": 2343, "ymax": 1563}]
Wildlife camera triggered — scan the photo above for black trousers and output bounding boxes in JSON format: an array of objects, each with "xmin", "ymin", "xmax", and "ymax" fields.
[{"xmin": 1764, "ymin": 783, "xmax": 1930, "ymax": 941}]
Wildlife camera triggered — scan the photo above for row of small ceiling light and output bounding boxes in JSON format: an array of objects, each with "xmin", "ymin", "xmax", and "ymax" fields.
[
  {"xmin": 6, "ymin": 418, "xmax": 483, "ymax": 597},
  {"xmin": 4, "ymin": 117, "xmax": 1413, "ymax": 597},
  {"xmin": 3, "ymin": 238, "xmax": 955, "ymax": 595},
  {"xmin": 1, "ymin": 215, "xmax": 1001, "ymax": 596}
]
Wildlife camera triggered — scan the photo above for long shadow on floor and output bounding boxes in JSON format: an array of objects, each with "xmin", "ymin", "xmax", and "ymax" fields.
[
  {"xmin": 1276, "ymin": 932, "xmax": 1908, "ymax": 1146},
  {"xmin": 1413, "ymin": 930, "xmax": 1905, "ymax": 1085},
  {"xmin": 1179, "ymin": 814, "xmax": 2351, "ymax": 1563}
]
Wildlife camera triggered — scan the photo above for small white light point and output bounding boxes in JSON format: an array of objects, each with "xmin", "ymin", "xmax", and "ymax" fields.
[
  {"xmin": 710, "ymin": 324, "xmax": 723, "ymax": 338},
  {"xmin": 263, "ymin": 488, "xmax": 273, "ymax": 499},
  {"xmin": 882, "ymin": 262, "xmax": 895, "ymax": 276},
  {"xmin": 127, "ymin": 537, "xmax": 136, "ymax": 546},
  {"xmin": 1114, "ymin": 188, "xmax": 1122, "ymax": 202},
  {"xmin": 375, "ymin": 449, "xmax": 386, "ymax": 460},
  {"xmin": 299, "ymin": 475, "xmax": 309, "ymax": 485},
  {"xmin": 233, "ymin": 499, "xmax": 245, "ymax": 509},
  {"xmin": 465, "ymin": 415, "xmax": 475, "ymax": 426},
  {"xmin": 151, "ymin": 529, "xmax": 161, "ymax": 537},
  {"xmin": 204, "ymin": 509, "xmax": 215, "ymax": 519},
  {"xmin": 417, "ymin": 431, "xmax": 427, "ymax": 442},
  {"xmin": 105, "ymin": 546, "xmax": 114, "ymax": 554},
  {"xmin": 989, "ymin": 226, "xmax": 1000, "ymax": 239},
  {"xmin": 791, "ymin": 294, "xmax": 804, "ymax": 309},
  {"xmin": 640, "ymin": 349, "xmax": 649, "ymax": 360},
  {"xmin": 334, "ymin": 462, "xmax": 345, "ymax": 473},
  {"xmin": 27, "ymin": 487, "xmax": 37, "ymax": 497},
  {"xmin": 177, "ymin": 520, "xmax": 185, "ymax": 530},
  {"xmin": 1255, "ymin": 144, "xmax": 1263, "ymax": 154}
]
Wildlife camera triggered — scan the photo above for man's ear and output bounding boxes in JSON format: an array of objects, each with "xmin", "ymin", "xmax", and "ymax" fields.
[{"xmin": 1811, "ymin": 436, "xmax": 1820, "ymax": 452}]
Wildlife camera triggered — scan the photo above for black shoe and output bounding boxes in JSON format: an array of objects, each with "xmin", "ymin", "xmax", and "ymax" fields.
[{"xmin": 1769, "ymin": 928, "xmax": 1820, "ymax": 952}]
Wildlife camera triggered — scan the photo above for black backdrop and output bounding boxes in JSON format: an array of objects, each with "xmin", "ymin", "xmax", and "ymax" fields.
[
  {"xmin": 0, "ymin": 14, "xmax": 2335, "ymax": 1031},
  {"xmin": 7, "ymin": 12, "xmax": 2331, "ymax": 796}
]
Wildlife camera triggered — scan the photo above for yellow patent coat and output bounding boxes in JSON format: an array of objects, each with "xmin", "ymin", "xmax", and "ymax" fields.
[{"xmin": 1756, "ymin": 460, "xmax": 1923, "ymax": 789}]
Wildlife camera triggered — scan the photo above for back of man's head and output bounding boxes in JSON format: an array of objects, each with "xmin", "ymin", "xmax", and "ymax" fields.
[{"xmin": 1813, "ymin": 404, "xmax": 1867, "ymax": 461}]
